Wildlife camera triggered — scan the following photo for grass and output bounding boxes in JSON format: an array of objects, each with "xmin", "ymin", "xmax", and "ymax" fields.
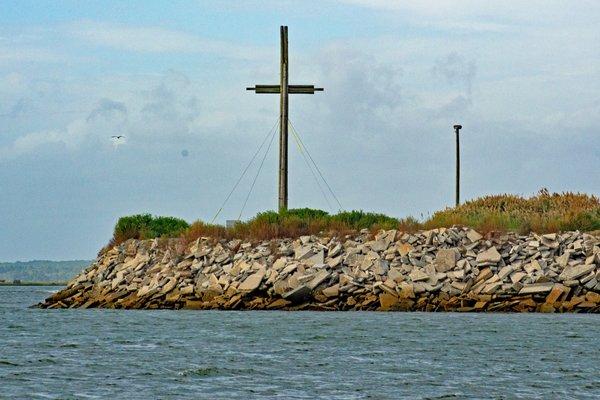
[
  {"xmin": 112, "ymin": 214, "xmax": 189, "ymax": 245},
  {"xmin": 181, "ymin": 209, "xmax": 416, "ymax": 243},
  {"xmin": 424, "ymin": 189, "xmax": 600, "ymax": 234},
  {"xmin": 108, "ymin": 190, "xmax": 600, "ymax": 246}
]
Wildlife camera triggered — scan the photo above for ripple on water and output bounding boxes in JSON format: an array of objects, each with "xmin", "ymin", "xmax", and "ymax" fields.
[
  {"xmin": 177, "ymin": 366, "xmax": 258, "ymax": 378},
  {"xmin": 178, "ymin": 366, "xmax": 222, "ymax": 377},
  {"xmin": 59, "ymin": 343, "xmax": 79, "ymax": 348},
  {"xmin": 1, "ymin": 287, "xmax": 600, "ymax": 400}
]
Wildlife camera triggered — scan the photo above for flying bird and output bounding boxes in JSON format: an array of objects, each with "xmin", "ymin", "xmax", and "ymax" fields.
[{"xmin": 111, "ymin": 135, "xmax": 125, "ymax": 139}]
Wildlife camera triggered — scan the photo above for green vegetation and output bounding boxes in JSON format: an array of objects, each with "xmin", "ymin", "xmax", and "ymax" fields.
[
  {"xmin": 424, "ymin": 190, "xmax": 600, "ymax": 234},
  {"xmin": 182, "ymin": 209, "xmax": 416, "ymax": 242},
  {"xmin": 109, "ymin": 191, "xmax": 600, "ymax": 245},
  {"xmin": 0, "ymin": 260, "xmax": 90, "ymax": 283},
  {"xmin": 113, "ymin": 214, "xmax": 189, "ymax": 244}
]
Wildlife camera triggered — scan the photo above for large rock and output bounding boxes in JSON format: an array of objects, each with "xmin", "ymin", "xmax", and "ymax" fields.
[
  {"xmin": 558, "ymin": 264, "xmax": 595, "ymax": 282},
  {"xmin": 306, "ymin": 250, "xmax": 325, "ymax": 266},
  {"xmin": 369, "ymin": 239, "xmax": 389, "ymax": 252},
  {"xmin": 328, "ymin": 243, "xmax": 342, "ymax": 258},
  {"xmin": 373, "ymin": 260, "xmax": 389, "ymax": 275},
  {"xmin": 161, "ymin": 278, "xmax": 177, "ymax": 295},
  {"xmin": 388, "ymin": 267, "xmax": 404, "ymax": 283},
  {"xmin": 498, "ymin": 266, "xmax": 513, "ymax": 280},
  {"xmin": 585, "ymin": 292, "xmax": 600, "ymax": 304},
  {"xmin": 398, "ymin": 243, "xmax": 413, "ymax": 257},
  {"xmin": 409, "ymin": 269, "xmax": 429, "ymax": 282},
  {"xmin": 466, "ymin": 229, "xmax": 483, "ymax": 242},
  {"xmin": 475, "ymin": 267, "xmax": 493, "ymax": 283},
  {"xmin": 295, "ymin": 246, "xmax": 314, "ymax": 260},
  {"xmin": 519, "ymin": 282, "xmax": 554, "ymax": 295},
  {"xmin": 322, "ymin": 284, "xmax": 339, "ymax": 298},
  {"xmin": 307, "ymin": 270, "xmax": 330, "ymax": 290},
  {"xmin": 282, "ymin": 285, "xmax": 312, "ymax": 304},
  {"xmin": 379, "ymin": 293, "xmax": 399, "ymax": 310},
  {"xmin": 435, "ymin": 248, "xmax": 459, "ymax": 272},
  {"xmin": 476, "ymin": 247, "xmax": 502, "ymax": 264},
  {"xmin": 238, "ymin": 270, "xmax": 265, "ymax": 292},
  {"xmin": 398, "ymin": 282, "xmax": 415, "ymax": 299},
  {"xmin": 545, "ymin": 284, "xmax": 568, "ymax": 304}
]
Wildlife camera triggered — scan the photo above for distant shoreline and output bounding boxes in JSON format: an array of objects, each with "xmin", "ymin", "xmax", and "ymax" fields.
[
  {"xmin": 0, "ymin": 282, "xmax": 66, "ymax": 287},
  {"xmin": 0, "ymin": 259, "xmax": 90, "ymax": 286}
]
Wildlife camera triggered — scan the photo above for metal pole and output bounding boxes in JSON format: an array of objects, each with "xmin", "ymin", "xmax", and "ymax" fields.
[
  {"xmin": 454, "ymin": 124, "xmax": 462, "ymax": 207},
  {"xmin": 279, "ymin": 26, "xmax": 289, "ymax": 212}
]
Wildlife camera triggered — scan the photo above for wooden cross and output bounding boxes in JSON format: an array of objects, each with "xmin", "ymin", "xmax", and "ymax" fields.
[{"xmin": 247, "ymin": 26, "xmax": 323, "ymax": 212}]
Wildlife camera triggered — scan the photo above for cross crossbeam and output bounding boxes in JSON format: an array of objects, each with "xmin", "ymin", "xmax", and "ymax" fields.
[
  {"xmin": 247, "ymin": 85, "xmax": 324, "ymax": 94},
  {"xmin": 247, "ymin": 26, "xmax": 323, "ymax": 212}
]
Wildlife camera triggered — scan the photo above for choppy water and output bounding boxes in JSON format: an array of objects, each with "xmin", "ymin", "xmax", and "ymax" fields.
[{"xmin": 1, "ymin": 286, "xmax": 599, "ymax": 399}]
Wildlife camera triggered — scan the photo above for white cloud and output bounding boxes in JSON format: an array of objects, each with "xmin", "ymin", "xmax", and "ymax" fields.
[
  {"xmin": 0, "ymin": 44, "xmax": 63, "ymax": 64},
  {"xmin": 432, "ymin": 53, "xmax": 476, "ymax": 94},
  {"xmin": 0, "ymin": 119, "xmax": 86, "ymax": 159},
  {"xmin": 337, "ymin": 0, "xmax": 600, "ymax": 32},
  {"xmin": 67, "ymin": 21, "xmax": 269, "ymax": 59},
  {"xmin": 0, "ymin": 70, "xmax": 256, "ymax": 160}
]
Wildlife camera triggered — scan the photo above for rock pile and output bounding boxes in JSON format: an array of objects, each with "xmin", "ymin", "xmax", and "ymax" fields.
[{"xmin": 38, "ymin": 228, "xmax": 600, "ymax": 312}]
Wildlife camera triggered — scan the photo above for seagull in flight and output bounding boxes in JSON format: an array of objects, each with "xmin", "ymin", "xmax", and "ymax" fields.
[{"xmin": 111, "ymin": 135, "xmax": 125, "ymax": 139}]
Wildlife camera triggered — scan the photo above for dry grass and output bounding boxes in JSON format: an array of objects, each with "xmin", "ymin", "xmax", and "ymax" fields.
[
  {"xmin": 424, "ymin": 189, "xmax": 600, "ymax": 234},
  {"xmin": 108, "ymin": 190, "xmax": 600, "ymax": 248},
  {"xmin": 181, "ymin": 209, "xmax": 397, "ymax": 244}
]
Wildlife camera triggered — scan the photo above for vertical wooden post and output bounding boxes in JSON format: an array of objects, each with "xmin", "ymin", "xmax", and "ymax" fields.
[
  {"xmin": 247, "ymin": 26, "xmax": 322, "ymax": 213},
  {"xmin": 454, "ymin": 124, "xmax": 462, "ymax": 207},
  {"xmin": 279, "ymin": 26, "xmax": 289, "ymax": 212}
]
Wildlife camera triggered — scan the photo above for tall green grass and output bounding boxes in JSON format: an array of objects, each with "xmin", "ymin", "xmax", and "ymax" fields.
[{"xmin": 112, "ymin": 214, "xmax": 189, "ymax": 245}]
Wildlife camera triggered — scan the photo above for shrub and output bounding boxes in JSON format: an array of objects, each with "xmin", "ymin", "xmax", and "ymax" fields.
[
  {"xmin": 112, "ymin": 214, "xmax": 189, "ymax": 245},
  {"xmin": 108, "ymin": 191, "xmax": 600, "ymax": 247},
  {"xmin": 424, "ymin": 190, "xmax": 600, "ymax": 234},
  {"xmin": 179, "ymin": 208, "xmax": 405, "ymax": 243},
  {"xmin": 330, "ymin": 210, "xmax": 399, "ymax": 230}
]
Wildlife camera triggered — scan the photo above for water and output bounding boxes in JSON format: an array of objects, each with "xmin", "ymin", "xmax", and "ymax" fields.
[{"xmin": 1, "ymin": 286, "xmax": 599, "ymax": 399}]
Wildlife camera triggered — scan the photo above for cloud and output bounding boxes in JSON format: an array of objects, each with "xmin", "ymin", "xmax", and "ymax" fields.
[
  {"xmin": 433, "ymin": 94, "xmax": 472, "ymax": 120},
  {"xmin": 336, "ymin": 0, "xmax": 580, "ymax": 18},
  {"xmin": 432, "ymin": 53, "xmax": 476, "ymax": 94},
  {"xmin": 3, "ymin": 98, "xmax": 29, "ymax": 118},
  {"xmin": 314, "ymin": 45, "xmax": 404, "ymax": 133},
  {"xmin": 336, "ymin": 0, "xmax": 600, "ymax": 33},
  {"xmin": 86, "ymin": 98, "xmax": 127, "ymax": 122},
  {"xmin": 0, "ymin": 44, "xmax": 63, "ymax": 64},
  {"xmin": 134, "ymin": 70, "xmax": 202, "ymax": 138},
  {"xmin": 339, "ymin": 0, "xmax": 512, "ymax": 21},
  {"xmin": 0, "ymin": 97, "xmax": 129, "ymax": 160},
  {"xmin": 0, "ymin": 119, "xmax": 86, "ymax": 159},
  {"xmin": 335, "ymin": 0, "xmax": 515, "ymax": 26},
  {"xmin": 0, "ymin": 70, "xmax": 240, "ymax": 160},
  {"xmin": 67, "ymin": 21, "xmax": 269, "ymax": 59}
]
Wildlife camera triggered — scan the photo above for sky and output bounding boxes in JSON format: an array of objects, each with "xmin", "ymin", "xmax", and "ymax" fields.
[{"xmin": 1, "ymin": 0, "xmax": 599, "ymax": 261}]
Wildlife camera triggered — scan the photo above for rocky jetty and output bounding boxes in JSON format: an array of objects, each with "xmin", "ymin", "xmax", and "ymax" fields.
[{"xmin": 38, "ymin": 228, "xmax": 600, "ymax": 312}]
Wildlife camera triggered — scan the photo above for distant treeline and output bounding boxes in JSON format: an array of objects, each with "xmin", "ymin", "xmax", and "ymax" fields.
[{"xmin": 0, "ymin": 260, "xmax": 91, "ymax": 282}]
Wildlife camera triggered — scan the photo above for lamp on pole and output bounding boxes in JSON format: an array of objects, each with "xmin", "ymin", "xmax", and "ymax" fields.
[{"xmin": 453, "ymin": 124, "xmax": 462, "ymax": 207}]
